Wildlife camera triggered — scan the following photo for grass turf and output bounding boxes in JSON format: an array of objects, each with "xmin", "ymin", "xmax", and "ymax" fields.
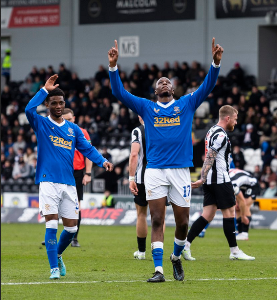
[{"xmin": 1, "ymin": 223, "xmax": 277, "ymax": 300}]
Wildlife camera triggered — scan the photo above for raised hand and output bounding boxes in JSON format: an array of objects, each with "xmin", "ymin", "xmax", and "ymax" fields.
[
  {"xmin": 108, "ymin": 40, "xmax": 119, "ymax": 68},
  {"xmin": 212, "ymin": 37, "xmax": 224, "ymax": 65},
  {"xmin": 44, "ymin": 74, "xmax": 59, "ymax": 92}
]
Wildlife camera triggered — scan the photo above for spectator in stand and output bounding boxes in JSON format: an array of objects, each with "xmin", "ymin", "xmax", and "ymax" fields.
[
  {"xmin": 30, "ymin": 76, "xmax": 43, "ymax": 96},
  {"xmin": 248, "ymin": 85, "xmax": 263, "ymax": 108},
  {"xmin": 46, "ymin": 65, "xmax": 55, "ymax": 80},
  {"xmin": 12, "ymin": 156, "xmax": 32, "ymax": 180},
  {"xmin": 1, "ymin": 153, "xmax": 6, "ymax": 169},
  {"xmin": 4, "ymin": 136, "xmax": 13, "ymax": 157},
  {"xmin": 186, "ymin": 79, "xmax": 199, "ymax": 95},
  {"xmin": 186, "ymin": 61, "xmax": 200, "ymax": 84},
  {"xmin": 29, "ymin": 66, "xmax": 39, "ymax": 82},
  {"xmin": 102, "ymin": 147, "xmax": 112, "ymax": 162},
  {"xmin": 39, "ymin": 68, "xmax": 47, "ymax": 82},
  {"xmin": 19, "ymin": 76, "xmax": 33, "ymax": 94},
  {"xmin": 257, "ymin": 116, "xmax": 271, "ymax": 137},
  {"xmin": 28, "ymin": 133, "xmax": 37, "ymax": 151},
  {"xmin": 118, "ymin": 107, "xmax": 131, "ymax": 133},
  {"xmin": 232, "ymin": 145, "xmax": 246, "ymax": 170},
  {"xmin": 95, "ymin": 65, "xmax": 109, "ymax": 84},
  {"xmin": 1, "ymin": 49, "xmax": 11, "ymax": 85},
  {"xmin": 241, "ymin": 124, "xmax": 259, "ymax": 149},
  {"xmin": 130, "ymin": 72, "xmax": 143, "ymax": 97},
  {"xmin": 106, "ymin": 112, "xmax": 119, "ymax": 134},
  {"xmin": 23, "ymin": 147, "xmax": 36, "ymax": 165},
  {"xmin": 2, "ymin": 159, "xmax": 13, "ymax": 180},
  {"xmin": 6, "ymin": 147, "xmax": 15, "ymax": 164},
  {"xmin": 172, "ymin": 61, "xmax": 182, "ymax": 80},
  {"xmin": 211, "ymin": 97, "xmax": 224, "ymax": 119},
  {"xmin": 196, "ymin": 69, "xmax": 206, "ymax": 85},
  {"xmin": 69, "ymin": 72, "xmax": 83, "ymax": 94},
  {"xmin": 79, "ymin": 99, "xmax": 90, "ymax": 117},
  {"xmin": 1, "ymin": 85, "xmax": 12, "ymax": 114},
  {"xmin": 57, "ymin": 63, "xmax": 72, "ymax": 91},
  {"xmin": 261, "ymin": 106, "xmax": 272, "ymax": 123},
  {"xmin": 260, "ymin": 136, "xmax": 274, "ymax": 168},
  {"xmin": 227, "ymin": 62, "xmax": 245, "ymax": 88},
  {"xmin": 263, "ymin": 181, "xmax": 277, "ymax": 197},
  {"xmin": 253, "ymin": 165, "xmax": 262, "ymax": 182},
  {"xmin": 97, "ymin": 98, "xmax": 113, "ymax": 123},
  {"xmin": 88, "ymin": 101, "xmax": 99, "ymax": 120},
  {"xmin": 179, "ymin": 62, "xmax": 189, "ymax": 84},
  {"xmin": 193, "ymin": 117, "xmax": 206, "ymax": 130},
  {"xmin": 162, "ymin": 61, "xmax": 172, "ymax": 78},
  {"xmin": 13, "ymin": 135, "xmax": 26, "ymax": 154},
  {"xmin": 260, "ymin": 165, "xmax": 277, "ymax": 188},
  {"xmin": 98, "ymin": 78, "xmax": 113, "ymax": 100},
  {"xmin": 88, "ymin": 127, "xmax": 100, "ymax": 147},
  {"xmin": 236, "ymin": 95, "xmax": 248, "ymax": 129},
  {"xmin": 173, "ymin": 78, "xmax": 185, "ymax": 100},
  {"xmin": 129, "ymin": 63, "xmax": 142, "ymax": 81},
  {"xmin": 101, "ymin": 190, "xmax": 115, "ymax": 208},
  {"xmin": 12, "ymin": 120, "xmax": 21, "ymax": 138},
  {"xmin": 92, "ymin": 81, "xmax": 102, "ymax": 99},
  {"xmin": 270, "ymin": 125, "xmax": 277, "ymax": 149},
  {"xmin": 244, "ymin": 107, "xmax": 259, "ymax": 128},
  {"xmin": 228, "ymin": 86, "xmax": 241, "ymax": 105},
  {"xmin": 141, "ymin": 63, "xmax": 150, "ymax": 83}
]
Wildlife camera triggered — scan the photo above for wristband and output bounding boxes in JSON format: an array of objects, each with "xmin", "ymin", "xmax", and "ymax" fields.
[
  {"xmin": 129, "ymin": 176, "xmax": 135, "ymax": 182},
  {"xmin": 85, "ymin": 173, "xmax": 91, "ymax": 176}
]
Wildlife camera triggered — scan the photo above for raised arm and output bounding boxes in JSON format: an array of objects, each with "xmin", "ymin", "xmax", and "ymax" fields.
[
  {"xmin": 186, "ymin": 38, "xmax": 224, "ymax": 111},
  {"xmin": 108, "ymin": 40, "xmax": 147, "ymax": 116},
  {"xmin": 25, "ymin": 74, "xmax": 59, "ymax": 131}
]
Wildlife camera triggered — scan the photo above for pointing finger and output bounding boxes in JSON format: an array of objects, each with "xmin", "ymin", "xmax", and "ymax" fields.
[
  {"xmin": 115, "ymin": 40, "xmax": 118, "ymax": 51},
  {"xmin": 212, "ymin": 37, "xmax": 215, "ymax": 50}
]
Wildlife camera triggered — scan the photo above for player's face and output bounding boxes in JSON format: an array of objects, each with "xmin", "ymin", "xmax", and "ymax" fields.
[
  {"xmin": 226, "ymin": 113, "xmax": 237, "ymax": 131},
  {"xmin": 46, "ymin": 96, "xmax": 65, "ymax": 119},
  {"xmin": 63, "ymin": 112, "xmax": 75, "ymax": 123},
  {"xmin": 155, "ymin": 77, "xmax": 174, "ymax": 98}
]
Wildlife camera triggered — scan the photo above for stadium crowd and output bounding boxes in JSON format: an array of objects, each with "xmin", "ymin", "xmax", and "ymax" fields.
[{"xmin": 1, "ymin": 61, "xmax": 277, "ymax": 196}]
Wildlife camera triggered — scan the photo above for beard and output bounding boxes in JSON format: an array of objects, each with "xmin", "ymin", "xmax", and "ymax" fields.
[{"xmin": 158, "ymin": 91, "xmax": 171, "ymax": 98}]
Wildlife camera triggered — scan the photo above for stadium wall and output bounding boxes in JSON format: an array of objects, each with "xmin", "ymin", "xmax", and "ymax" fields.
[{"xmin": 1, "ymin": 0, "xmax": 268, "ymax": 81}]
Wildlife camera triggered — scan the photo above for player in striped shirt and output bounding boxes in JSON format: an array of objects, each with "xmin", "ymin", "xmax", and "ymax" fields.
[
  {"xmin": 25, "ymin": 75, "xmax": 113, "ymax": 279},
  {"xmin": 229, "ymin": 168, "xmax": 260, "ymax": 241},
  {"xmin": 109, "ymin": 38, "xmax": 223, "ymax": 282},
  {"xmin": 182, "ymin": 105, "xmax": 255, "ymax": 261}
]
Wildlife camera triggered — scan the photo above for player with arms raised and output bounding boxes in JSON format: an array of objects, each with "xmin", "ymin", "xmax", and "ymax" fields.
[{"xmin": 108, "ymin": 38, "xmax": 223, "ymax": 282}]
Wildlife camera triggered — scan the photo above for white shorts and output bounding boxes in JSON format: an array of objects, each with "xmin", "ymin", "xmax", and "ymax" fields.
[
  {"xmin": 144, "ymin": 168, "xmax": 191, "ymax": 207},
  {"xmin": 39, "ymin": 182, "xmax": 79, "ymax": 219}
]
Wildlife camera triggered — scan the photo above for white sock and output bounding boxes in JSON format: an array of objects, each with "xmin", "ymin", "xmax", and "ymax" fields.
[
  {"xmin": 184, "ymin": 240, "xmax": 191, "ymax": 250},
  {"xmin": 171, "ymin": 254, "xmax": 181, "ymax": 261},
  {"xmin": 155, "ymin": 266, "xmax": 163, "ymax": 274},
  {"xmin": 230, "ymin": 246, "xmax": 239, "ymax": 254}
]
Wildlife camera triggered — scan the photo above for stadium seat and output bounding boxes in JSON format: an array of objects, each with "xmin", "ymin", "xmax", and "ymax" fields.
[
  {"xmin": 269, "ymin": 100, "xmax": 277, "ymax": 114},
  {"xmin": 112, "ymin": 103, "xmax": 120, "ymax": 115},
  {"xmin": 243, "ymin": 148, "xmax": 255, "ymax": 164},
  {"xmin": 18, "ymin": 112, "xmax": 29, "ymax": 126},
  {"xmin": 195, "ymin": 101, "xmax": 210, "ymax": 118},
  {"xmin": 270, "ymin": 158, "xmax": 277, "ymax": 172}
]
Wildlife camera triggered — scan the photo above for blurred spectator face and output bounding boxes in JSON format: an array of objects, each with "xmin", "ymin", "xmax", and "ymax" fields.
[
  {"xmin": 260, "ymin": 116, "xmax": 266, "ymax": 125},
  {"xmin": 31, "ymin": 134, "xmax": 37, "ymax": 143},
  {"xmin": 17, "ymin": 135, "xmax": 23, "ymax": 143},
  {"xmin": 226, "ymin": 97, "xmax": 233, "ymax": 105},
  {"xmin": 103, "ymin": 79, "xmax": 110, "ymax": 86},
  {"xmin": 157, "ymin": 71, "xmax": 163, "ymax": 78},
  {"xmin": 272, "ymin": 125, "xmax": 277, "ymax": 133},
  {"xmin": 265, "ymin": 166, "xmax": 272, "ymax": 174},
  {"xmin": 134, "ymin": 63, "xmax": 140, "ymax": 70},
  {"xmin": 115, "ymin": 167, "xmax": 122, "ymax": 175},
  {"xmin": 120, "ymin": 108, "xmax": 126, "ymax": 116},
  {"xmin": 217, "ymin": 98, "xmax": 224, "ymax": 106},
  {"xmin": 191, "ymin": 61, "xmax": 198, "ymax": 69},
  {"xmin": 18, "ymin": 128, "xmax": 24, "ymax": 136},
  {"xmin": 34, "ymin": 76, "xmax": 41, "ymax": 83},
  {"xmin": 3, "ymin": 85, "xmax": 10, "ymax": 93},
  {"xmin": 260, "ymin": 96, "xmax": 267, "ymax": 104},
  {"xmin": 251, "ymin": 85, "xmax": 258, "ymax": 93},
  {"xmin": 254, "ymin": 165, "xmax": 260, "ymax": 172},
  {"xmin": 1, "ymin": 153, "xmax": 5, "ymax": 162},
  {"xmin": 8, "ymin": 147, "xmax": 14, "ymax": 155},
  {"xmin": 26, "ymin": 147, "xmax": 33, "ymax": 155},
  {"xmin": 233, "ymin": 145, "xmax": 240, "ymax": 153},
  {"xmin": 164, "ymin": 62, "xmax": 170, "ymax": 69},
  {"xmin": 103, "ymin": 98, "xmax": 110, "ymax": 106},
  {"xmin": 239, "ymin": 95, "xmax": 246, "ymax": 104},
  {"xmin": 246, "ymin": 124, "xmax": 253, "ymax": 132},
  {"xmin": 269, "ymin": 181, "xmax": 276, "ymax": 189},
  {"xmin": 71, "ymin": 73, "xmax": 77, "ymax": 80},
  {"xmin": 7, "ymin": 137, "xmax": 13, "ymax": 144},
  {"xmin": 262, "ymin": 106, "xmax": 269, "ymax": 115},
  {"xmin": 84, "ymin": 115, "xmax": 91, "ymax": 123},
  {"xmin": 232, "ymin": 86, "xmax": 239, "ymax": 94},
  {"xmin": 143, "ymin": 63, "xmax": 149, "ymax": 70}
]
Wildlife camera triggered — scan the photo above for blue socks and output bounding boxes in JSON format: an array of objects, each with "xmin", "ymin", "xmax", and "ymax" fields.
[
  {"xmin": 45, "ymin": 228, "xmax": 58, "ymax": 269},
  {"xmin": 57, "ymin": 230, "xmax": 76, "ymax": 255}
]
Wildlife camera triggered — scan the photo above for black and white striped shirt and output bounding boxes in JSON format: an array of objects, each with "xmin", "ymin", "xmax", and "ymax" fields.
[
  {"xmin": 205, "ymin": 125, "xmax": 232, "ymax": 185},
  {"xmin": 229, "ymin": 169, "xmax": 258, "ymax": 195},
  {"xmin": 131, "ymin": 125, "xmax": 147, "ymax": 184}
]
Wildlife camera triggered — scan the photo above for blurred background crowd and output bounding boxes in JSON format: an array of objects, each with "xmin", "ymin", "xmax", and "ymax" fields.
[{"xmin": 1, "ymin": 60, "xmax": 277, "ymax": 196}]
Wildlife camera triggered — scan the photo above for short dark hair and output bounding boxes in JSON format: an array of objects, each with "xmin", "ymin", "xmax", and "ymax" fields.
[{"xmin": 46, "ymin": 88, "xmax": 65, "ymax": 102}]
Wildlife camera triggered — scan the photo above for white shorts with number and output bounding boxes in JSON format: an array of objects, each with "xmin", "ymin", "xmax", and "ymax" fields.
[
  {"xmin": 39, "ymin": 182, "xmax": 79, "ymax": 219},
  {"xmin": 144, "ymin": 168, "xmax": 191, "ymax": 207}
]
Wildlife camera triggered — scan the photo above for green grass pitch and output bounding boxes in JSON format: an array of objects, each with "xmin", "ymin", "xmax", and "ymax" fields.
[{"xmin": 1, "ymin": 223, "xmax": 277, "ymax": 300}]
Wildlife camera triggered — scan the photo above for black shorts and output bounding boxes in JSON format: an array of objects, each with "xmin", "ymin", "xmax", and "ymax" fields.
[
  {"xmin": 74, "ymin": 169, "xmax": 84, "ymax": 201},
  {"xmin": 134, "ymin": 183, "xmax": 170, "ymax": 207},
  {"xmin": 241, "ymin": 183, "xmax": 260, "ymax": 201},
  {"xmin": 203, "ymin": 182, "xmax": 236, "ymax": 209}
]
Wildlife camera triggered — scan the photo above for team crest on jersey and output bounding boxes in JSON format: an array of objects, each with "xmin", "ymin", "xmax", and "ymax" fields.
[
  {"xmin": 45, "ymin": 204, "xmax": 50, "ymax": 211},
  {"xmin": 67, "ymin": 128, "xmax": 75, "ymax": 137},
  {"xmin": 154, "ymin": 108, "xmax": 160, "ymax": 114},
  {"xmin": 147, "ymin": 190, "xmax": 152, "ymax": 197},
  {"xmin": 173, "ymin": 106, "xmax": 181, "ymax": 115}
]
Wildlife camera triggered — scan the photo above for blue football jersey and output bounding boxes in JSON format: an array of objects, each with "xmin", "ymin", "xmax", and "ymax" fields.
[
  {"xmin": 25, "ymin": 88, "xmax": 107, "ymax": 185},
  {"xmin": 110, "ymin": 63, "xmax": 220, "ymax": 168}
]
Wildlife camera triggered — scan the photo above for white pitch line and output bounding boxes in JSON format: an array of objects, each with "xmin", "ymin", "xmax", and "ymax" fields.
[{"xmin": 2, "ymin": 277, "xmax": 277, "ymax": 286}]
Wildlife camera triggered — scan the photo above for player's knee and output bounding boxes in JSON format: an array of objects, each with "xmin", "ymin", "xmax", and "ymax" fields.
[
  {"xmin": 64, "ymin": 225, "xmax": 78, "ymax": 233},
  {"xmin": 151, "ymin": 216, "xmax": 164, "ymax": 230},
  {"xmin": 45, "ymin": 219, "xmax": 58, "ymax": 229}
]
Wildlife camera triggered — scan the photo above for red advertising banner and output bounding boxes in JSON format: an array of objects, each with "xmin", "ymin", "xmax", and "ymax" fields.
[{"xmin": 8, "ymin": 5, "xmax": 60, "ymax": 27}]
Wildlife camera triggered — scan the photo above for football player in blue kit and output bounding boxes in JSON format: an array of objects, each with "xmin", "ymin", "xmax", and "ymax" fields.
[
  {"xmin": 25, "ymin": 74, "xmax": 113, "ymax": 279},
  {"xmin": 108, "ymin": 38, "xmax": 223, "ymax": 282}
]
